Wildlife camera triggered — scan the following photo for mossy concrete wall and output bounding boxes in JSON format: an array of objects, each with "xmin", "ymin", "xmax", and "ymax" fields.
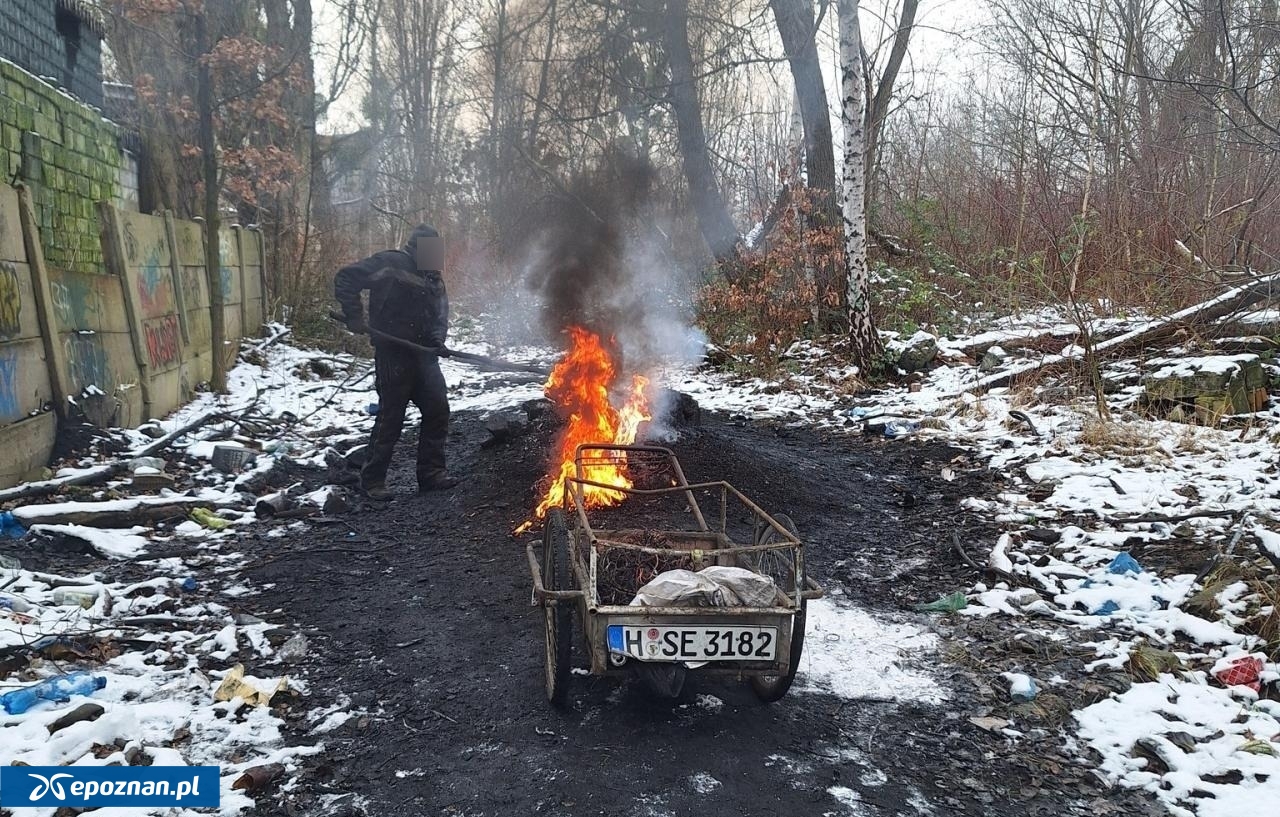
[
  {"xmin": 0, "ymin": 58, "xmax": 270, "ymax": 487},
  {"xmin": 0, "ymin": 58, "xmax": 121, "ymax": 275}
]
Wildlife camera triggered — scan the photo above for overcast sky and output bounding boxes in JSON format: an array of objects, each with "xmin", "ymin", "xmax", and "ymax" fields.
[{"xmin": 311, "ymin": 0, "xmax": 987, "ymax": 137}]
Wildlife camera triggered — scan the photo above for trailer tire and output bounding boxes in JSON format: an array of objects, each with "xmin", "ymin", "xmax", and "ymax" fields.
[
  {"xmin": 750, "ymin": 513, "xmax": 806, "ymax": 703},
  {"xmin": 544, "ymin": 508, "xmax": 573, "ymax": 707}
]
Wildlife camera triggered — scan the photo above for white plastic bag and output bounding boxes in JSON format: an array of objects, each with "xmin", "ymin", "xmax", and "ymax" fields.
[
  {"xmin": 698, "ymin": 566, "xmax": 778, "ymax": 607},
  {"xmin": 630, "ymin": 569, "xmax": 725, "ymax": 607},
  {"xmin": 630, "ymin": 566, "xmax": 777, "ymax": 608}
]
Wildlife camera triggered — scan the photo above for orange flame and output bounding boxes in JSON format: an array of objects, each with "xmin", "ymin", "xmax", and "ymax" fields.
[{"xmin": 517, "ymin": 326, "xmax": 651, "ymax": 533}]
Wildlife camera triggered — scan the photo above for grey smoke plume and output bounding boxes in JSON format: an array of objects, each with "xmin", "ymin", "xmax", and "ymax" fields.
[{"xmin": 520, "ymin": 153, "xmax": 706, "ymax": 376}]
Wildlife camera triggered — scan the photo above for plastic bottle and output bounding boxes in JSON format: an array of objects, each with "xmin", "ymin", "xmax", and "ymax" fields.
[
  {"xmin": 0, "ymin": 593, "xmax": 32, "ymax": 613},
  {"xmin": 0, "ymin": 512, "xmax": 26, "ymax": 539},
  {"xmin": 1, "ymin": 672, "xmax": 107, "ymax": 715},
  {"xmin": 844, "ymin": 406, "xmax": 884, "ymax": 420},
  {"xmin": 52, "ymin": 587, "xmax": 100, "ymax": 608}
]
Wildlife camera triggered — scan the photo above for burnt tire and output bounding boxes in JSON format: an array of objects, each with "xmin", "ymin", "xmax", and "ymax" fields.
[
  {"xmin": 543, "ymin": 508, "xmax": 573, "ymax": 707},
  {"xmin": 750, "ymin": 513, "xmax": 806, "ymax": 704}
]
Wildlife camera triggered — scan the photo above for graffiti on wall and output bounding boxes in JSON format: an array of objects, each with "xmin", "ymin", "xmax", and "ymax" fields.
[
  {"xmin": 0, "ymin": 347, "xmax": 20, "ymax": 420},
  {"xmin": 50, "ymin": 277, "xmax": 96, "ymax": 331},
  {"xmin": 144, "ymin": 314, "xmax": 180, "ymax": 368},
  {"xmin": 65, "ymin": 334, "xmax": 109, "ymax": 392},
  {"xmin": 136, "ymin": 250, "xmax": 173, "ymax": 318},
  {"xmin": 0, "ymin": 263, "xmax": 21, "ymax": 338}
]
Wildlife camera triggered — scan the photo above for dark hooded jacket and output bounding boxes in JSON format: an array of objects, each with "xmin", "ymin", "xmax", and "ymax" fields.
[{"xmin": 334, "ymin": 227, "xmax": 449, "ymax": 347}]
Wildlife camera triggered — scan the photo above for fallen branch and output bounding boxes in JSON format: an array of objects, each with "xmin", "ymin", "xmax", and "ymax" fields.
[
  {"xmin": 0, "ymin": 410, "xmax": 229, "ymax": 505},
  {"xmin": 951, "ymin": 270, "xmax": 1280, "ymax": 395},
  {"xmin": 12, "ymin": 497, "xmax": 216, "ymax": 528},
  {"xmin": 249, "ymin": 325, "xmax": 291, "ymax": 354},
  {"xmin": 1252, "ymin": 524, "xmax": 1280, "ymax": 571},
  {"xmin": 1112, "ymin": 510, "xmax": 1238, "ymax": 525}
]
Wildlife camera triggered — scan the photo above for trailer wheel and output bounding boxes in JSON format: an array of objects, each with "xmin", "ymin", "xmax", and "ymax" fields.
[
  {"xmin": 543, "ymin": 508, "xmax": 573, "ymax": 707},
  {"xmin": 750, "ymin": 513, "xmax": 806, "ymax": 703}
]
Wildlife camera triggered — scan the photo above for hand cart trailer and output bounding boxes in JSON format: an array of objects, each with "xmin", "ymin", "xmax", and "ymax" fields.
[{"xmin": 526, "ymin": 444, "xmax": 824, "ymax": 705}]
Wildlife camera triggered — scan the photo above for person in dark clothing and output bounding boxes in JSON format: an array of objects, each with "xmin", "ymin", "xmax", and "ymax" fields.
[{"xmin": 334, "ymin": 224, "xmax": 458, "ymax": 499}]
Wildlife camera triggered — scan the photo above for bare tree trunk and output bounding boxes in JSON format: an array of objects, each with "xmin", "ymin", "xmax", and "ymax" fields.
[
  {"xmin": 662, "ymin": 0, "xmax": 740, "ymax": 269},
  {"xmin": 196, "ymin": 10, "xmax": 226, "ymax": 393},
  {"xmin": 769, "ymin": 0, "xmax": 837, "ymax": 215},
  {"xmin": 490, "ymin": 0, "xmax": 508, "ymax": 219},
  {"xmin": 838, "ymin": 0, "xmax": 883, "ymax": 371},
  {"xmin": 864, "ymin": 0, "xmax": 919, "ymax": 175},
  {"xmin": 528, "ymin": 0, "xmax": 558, "ymax": 147}
]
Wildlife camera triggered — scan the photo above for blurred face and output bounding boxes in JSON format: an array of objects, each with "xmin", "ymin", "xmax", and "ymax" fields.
[{"xmin": 415, "ymin": 236, "xmax": 445, "ymax": 272}]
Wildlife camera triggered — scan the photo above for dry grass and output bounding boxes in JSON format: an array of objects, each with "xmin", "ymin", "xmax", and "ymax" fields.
[
  {"xmin": 1248, "ymin": 571, "xmax": 1280, "ymax": 659},
  {"xmin": 1173, "ymin": 424, "xmax": 1209, "ymax": 455},
  {"xmin": 1078, "ymin": 414, "xmax": 1163, "ymax": 457},
  {"xmin": 1124, "ymin": 641, "xmax": 1184, "ymax": 682},
  {"xmin": 949, "ymin": 396, "xmax": 991, "ymax": 421},
  {"xmin": 1009, "ymin": 384, "xmax": 1040, "ymax": 409}
]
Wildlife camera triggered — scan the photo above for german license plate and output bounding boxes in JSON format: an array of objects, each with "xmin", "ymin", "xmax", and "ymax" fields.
[{"xmin": 607, "ymin": 625, "xmax": 777, "ymax": 662}]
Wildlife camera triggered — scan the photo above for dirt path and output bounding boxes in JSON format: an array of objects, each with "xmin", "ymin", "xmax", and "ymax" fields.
[{"xmin": 241, "ymin": 411, "xmax": 1159, "ymax": 817}]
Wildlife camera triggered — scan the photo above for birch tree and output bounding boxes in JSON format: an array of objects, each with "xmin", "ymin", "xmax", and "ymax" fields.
[{"xmin": 838, "ymin": 0, "xmax": 883, "ymax": 368}]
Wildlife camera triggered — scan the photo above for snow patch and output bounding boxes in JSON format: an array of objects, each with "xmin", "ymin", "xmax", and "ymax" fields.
[{"xmin": 800, "ymin": 597, "xmax": 945, "ymax": 703}]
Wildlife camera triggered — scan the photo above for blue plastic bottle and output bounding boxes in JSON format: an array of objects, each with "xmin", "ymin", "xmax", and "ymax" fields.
[
  {"xmin": 0, "ymin": 511, "xmax": 26, "ymax": 539},
  {"xmin": 1, "ymin": 672, "xmax": 107, "ymax": 715}
]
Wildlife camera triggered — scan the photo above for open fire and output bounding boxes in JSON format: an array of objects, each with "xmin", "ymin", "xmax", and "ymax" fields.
[{"xmin": 516, "ymin": 326, "xmax": 651, "ymax": 533}]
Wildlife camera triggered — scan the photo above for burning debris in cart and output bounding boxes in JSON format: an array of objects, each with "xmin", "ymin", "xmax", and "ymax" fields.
[{"xmin": 515, "ymin": 327, "xmax": 654, "ymax": 533}]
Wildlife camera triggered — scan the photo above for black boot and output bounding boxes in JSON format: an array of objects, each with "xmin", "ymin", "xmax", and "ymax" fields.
[
  {"xmin": 363, "ymin": 483, "xmax": 395, "ymax": 501},
  {"xmin": 418, "ymin": 474, "xmax": 459, "ymax": 492}
]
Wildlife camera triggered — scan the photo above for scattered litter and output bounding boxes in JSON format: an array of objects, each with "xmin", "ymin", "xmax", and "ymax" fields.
[
  {"xmin": 213, "ymin": 664, "xmax": 289, "ymax": 707},
  {"xmin": 1106, "ymin": 552, "xmax": 1141, "ymax": 575},
  {"xmin": 1002, "ymin": 672, "xmax": 1038, "ymax": 703},
  {"xmin": 190, "ymin": 507, "xmax": 230, "ymax": 530},
  {"xmin": 969, "ymin": 716, "xmax": 1011, "ymax": 732},
  {"xmin": 883, "ymin": 420, "xmax": 921, "ymax": 438},
  {"xmin": 915, "ymin": 591, "xmax": 967, "ymax": 613},
  {"xmin": 51, "ymin": 585, "xmax": 102, "ymax": 608},
  {"xmin": 232, "ymin": 763, "xmax": 285, "ymax": 793},
  {"xmin": 278, "ymin": 633, "xmax": 309, "ymax": 662},
  {"xmin": 212, "ymin": 444, "xmax": 257, "ymax": 473},
  {"xmin": 127, "ymin": 456, "xmax": 165, "ymax": 473},
  {"xmin": 1, "ymin": 671, "xmax": 106, "ymax": 715},
  {"xmin": 1212, "ymin": 654, "xmax": 1265, "ymax": 693},
  {"xmin": 0, "ymin": 512, "xmax": 26, "ymax": 539}
]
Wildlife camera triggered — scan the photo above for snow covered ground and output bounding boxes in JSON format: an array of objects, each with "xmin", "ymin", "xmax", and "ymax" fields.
[
  {"xmin": 3, "ymin": 309, "xmax": 1277, "ymax": 816},
  {"xmin": 0, "ymin": 331, "xmax": 550, "ymax": 813},
  {"xmin": 679, "ymin": 309, "xmax": 1280, "ymax": 817}
]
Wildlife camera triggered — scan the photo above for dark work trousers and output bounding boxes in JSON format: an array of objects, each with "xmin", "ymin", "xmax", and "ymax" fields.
[{"xmin": 361, "ymin": 344, "xmax": 450, "ymax": 489}]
